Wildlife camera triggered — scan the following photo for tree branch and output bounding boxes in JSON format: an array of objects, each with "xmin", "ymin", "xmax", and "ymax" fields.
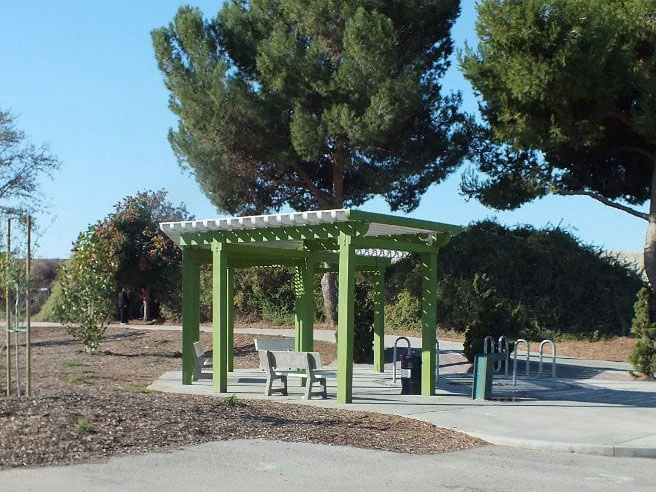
[
  {"xmin": 290, "ymin": 162, "xmax": 335, "ymax": 209},
  {"xmin": 556, "ymin": 188, "xmax": 649, "ymax": 220}
]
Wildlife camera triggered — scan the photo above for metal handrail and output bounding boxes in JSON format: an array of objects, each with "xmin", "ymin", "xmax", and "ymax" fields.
[{"xmin": 392, "ymin": 336, "xmax": 411, "ymax": 383}]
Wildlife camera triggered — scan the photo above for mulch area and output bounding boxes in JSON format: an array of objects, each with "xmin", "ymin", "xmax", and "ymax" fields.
[{"xmin": 0, "ymin": 325, "xmax": 486, "ymax": 468}]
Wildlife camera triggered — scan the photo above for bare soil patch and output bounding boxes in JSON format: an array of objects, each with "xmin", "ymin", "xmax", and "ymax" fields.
[
  {"xmin": 387, "ymin": 328, "xmax": 636, "ymax": 363},
  {"xmin": 0, "ymin": 325, "xmax": 485, "ymax": 468}
]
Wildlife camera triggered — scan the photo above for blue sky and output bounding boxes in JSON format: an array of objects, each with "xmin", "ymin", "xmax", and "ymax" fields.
[{"xmin": 0, "ymin": 1, "xmax": 648, "ymax": 258}]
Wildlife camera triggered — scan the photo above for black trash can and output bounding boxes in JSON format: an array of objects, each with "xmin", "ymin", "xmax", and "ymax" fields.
[{"xmin": 400, "ymin": 355, "xmax": 422, "ymax": 395}]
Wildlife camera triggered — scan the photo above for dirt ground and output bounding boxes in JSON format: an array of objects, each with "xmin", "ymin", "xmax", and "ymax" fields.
[
  {"xmin": 0, "ymin": 325, "xmax": 485, "ymax": 468},
  {"xmin": 386, "ymin": 328, "xmax": 637, "ymax": 363}
]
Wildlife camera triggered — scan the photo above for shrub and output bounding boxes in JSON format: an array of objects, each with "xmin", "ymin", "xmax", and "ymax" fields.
[
  {"xmin": 353, "ymin": 273, "xmax": 375, "ymax": 363},
  {"xmin": 77, "ymin": 419, "xmax": 91, "ymax": 433},
  {"xmin": 438, "ymin": 221, "xmax": 645, "ymax": 339},
  {"xmin": 54, "ymin": 227, "xmax": 116, "ymax": 353},
  {"xmin": 629, "ymin": 288, "xmax": 656, "ymax": 378},
  {"xmin": 462, "ymin": 274, "xmax": 522, "ymax": 362},
  {"xmin": 385, "ymin": 289, "xmax": 422, "ymax": 331}
]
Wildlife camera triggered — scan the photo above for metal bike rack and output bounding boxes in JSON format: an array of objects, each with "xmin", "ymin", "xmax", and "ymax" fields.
[
  {"xmin": 392, "ymin": 336, "xmax": 411, "ymax": 383},
  {"xmin": 483, "ymin": 336, "xmax": 510, "ymax": 376},
  {"xmin": 512, "ymin": 339, "xmax": 530, "ymax": 385},
  {"xmin": 513, "ymin": 339, "xmax": 557, "ymax": 387},
  {"xmin": 539, "ymin": 340, "xmax": 557, "ymax": 387}
]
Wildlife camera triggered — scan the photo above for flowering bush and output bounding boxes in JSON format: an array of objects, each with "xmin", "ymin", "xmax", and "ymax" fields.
[{"xmin": 54, "ymin": 227, "xmax": 116, "ymax": 353}]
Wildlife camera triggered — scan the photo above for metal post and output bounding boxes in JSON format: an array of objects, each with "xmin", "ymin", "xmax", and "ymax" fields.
[
  {"xmin": 539, "ymin": 339, "xmax": 557, "ymax": 387},
  {"xmin": 512, "ymin": 339, "xmax": 530, "ymax": 385},
  {"xmin": 226, "ymin": 267, "xmax": 234, "ymax": 372},
  {"xmin": 373, "ymin": 267, "xmax": 385, "ymax": 373},
  {"xmin": 5, "ymin": 218, "xmax": 10, "ymax": 396},
  {"xmin": 392, "ymin": 336, "xmax": 411, "ymax": 383},
  {"xmin": 212, "ymin": 241, "xmax": 228, "ymax": 393},
  {"xmin": 181, "ymin": 248, "xmax": 200, "ymax": 385},
  {"xmin": 421, "ymin": 252, "xmax": 437, "ymax": 396},
  {"xmin": 337, "ymin": 231, "xmax": 355, "ymax": 404},
  {"xmin": 25, "ymin": 215, "xmax": 31, "ymax": 396}
]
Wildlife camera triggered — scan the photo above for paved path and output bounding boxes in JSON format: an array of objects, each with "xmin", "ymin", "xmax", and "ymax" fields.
[{"xmin": 2, "ymin": 440, "xmax": 655, "ymax": 492}]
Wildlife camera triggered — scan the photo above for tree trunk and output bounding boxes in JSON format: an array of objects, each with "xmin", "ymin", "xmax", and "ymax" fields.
[
  {"xmin": 321, "ymin": 270, "xmax": 338, "ymax": 326},
  {"xmin": 644, "ymin": 163, "xmax": 656, "ymax": 292},
  {"xmin": 319, "ymin": 145, "xmax": 346, "ymax": 327}
]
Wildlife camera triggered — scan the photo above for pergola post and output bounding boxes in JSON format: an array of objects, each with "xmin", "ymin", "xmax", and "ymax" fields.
[
  {"xmin": 294, "ymin": 257, "xmax": 314, "ymax": 353},
  {"xmin": 181, "ymin": 247, "xmax": 201, "ymax": 385},
  {"xmin": 373, "ymin": 267, "xmax": 385, "ymax": 373},
  {"xmin": 227, "ymin": 267, "xmax": 234, "ymax": 372},
  {"xmin": 337, "ymin": 231, "xmax": 356, "ymax": 404},
  {"xmin": 421, "ymin": 251, "xmax": 438, "ymax": 396},
  {"xmin": 212, "ymin": 241, "xmax": 228, "ymax": 392}
]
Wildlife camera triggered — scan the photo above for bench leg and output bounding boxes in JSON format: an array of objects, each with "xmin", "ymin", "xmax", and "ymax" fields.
[
  {"xmin": 304, "ymin": 377, "xmax": 313, "ymax": 400},
  {"xmin": 265, "ymin": 375, "xmax": 274, "ymax": 396},
  {"xmin": 320, "ymin": 378, "xmax": 327, "ymax": 399},
  {"xmin": 281, "ymin": 375, "xmax": 288, "ymax": 396}
]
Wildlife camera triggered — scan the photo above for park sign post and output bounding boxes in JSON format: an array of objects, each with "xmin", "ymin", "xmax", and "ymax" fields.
[{"xmin": 160, "ymin": 209, "xmax": 461, "ymax": 404}]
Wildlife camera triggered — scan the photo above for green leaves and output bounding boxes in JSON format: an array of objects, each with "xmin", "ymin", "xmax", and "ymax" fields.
[
  {"xmin": 461, "ymin": 0, "xmax": 656, "ymax": 208},
  {"xmin": 55, "ymin": 227, "xmax": 116, "ymax": 353},
  {"xmin": 152, "ymin": 0, "xmax": 470, "ymax": 213}
]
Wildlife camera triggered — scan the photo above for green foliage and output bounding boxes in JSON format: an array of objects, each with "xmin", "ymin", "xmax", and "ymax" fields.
[
  {"xmin": 152, "ymin": 1, "xmax": 471, "ymax": 214},
  {"xmin": 382, "ymin": 221, "xmax": 645, "ymax": 340},
  {"xmin": 629, "ymin": 288, "xmax": 656, "ymax": 378},
  {"xmin": 66, "ymin": 374, "xmax": 93, "ymax": 385},
  {"xmin": 61, "ymin": 359, "xmax": 82, "ymax": 368},
  {"xmin": 54, "ymin": 227, "xmax": 116, "ymax": 353},
  {"xmin": 76, "ymin": 419, "xmax": 91, "ymax": 433},
  {"xmin": 439, "ymin": 221, "xmax": 645, "ymax": 339},
  {"xmin": 218, "ymin": 395, "xmax": 245, "ymax": 407},
  {"xmin": 96, "ymin": 190, "xmax": 192, "ymax": 318},
  {"xmin": 121, "ymin": 385, "xmax": 160, "ymax": 394},
  {"xmin": 353, "ymin": 273, "xmax": 375, "ymax": 363},
  {"xmin": 462, "ymin": 274, "xmax": 522, "ymax": 362},
  {"xmin": 385, "ymin": 289, "xmax": 421, "ymax": 331},
  {"xmin": 34, "ymin": 276, "xmax": 64, "ymax": 321},
  {"xmin": 460, "ymin": 0, "xmax": 656, "ymax": 210}
]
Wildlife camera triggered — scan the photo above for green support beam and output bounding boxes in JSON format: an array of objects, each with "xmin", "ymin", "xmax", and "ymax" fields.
[
  {"xmin": 373, "ymin": 267, "xmax": 385, "ymax": 373},
  {"xmin": 351, "ymin": 236, "xmax": 440, "ymax": 254},
  {"xmin": 421, "ymin": 252, "xmax": 438, "ymax": 396},
  {"xmin": 212, "ymin": 241, "xmax": 228, "ymax": 393},
  {"xmin": 181, "ymin": 248, "xmax": 201, "ymax": 385},
  {"xmin": 227, "ymin": 268, "xmax": 234, "ymax": 372},
  {"xmin": 180, "ymin": 222, "xmax": 369, "ymax": 247},
  {"xmin": 337, "ymin": 231, "xmax": 356, "ymax": 403},
  {"xmin": 294, "ymin": 256, "xmax": 314, "ymax": 353}
]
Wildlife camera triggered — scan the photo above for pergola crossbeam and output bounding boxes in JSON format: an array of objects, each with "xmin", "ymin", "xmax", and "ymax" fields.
[{"xmin": 161, "ymin": 209, "xmax": 462, "ymax": 404}]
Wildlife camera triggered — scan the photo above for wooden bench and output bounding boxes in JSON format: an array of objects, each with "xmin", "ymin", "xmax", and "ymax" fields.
[
  {"xmin": 192, "ymin": 341, "xmax": 212, "ymax": 381},
  {"xmin": 259, "ymin": 350, "xmax": 330, "ymax": 400}
]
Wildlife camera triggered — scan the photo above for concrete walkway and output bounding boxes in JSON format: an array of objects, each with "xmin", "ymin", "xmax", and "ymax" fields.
[
  {"xmin": 26, "ymin": 322, "xmax": 656, "ymax": 458},
  {"xmin": 146, "ymin": 324, "xmax": 656, "ymax": 459}
]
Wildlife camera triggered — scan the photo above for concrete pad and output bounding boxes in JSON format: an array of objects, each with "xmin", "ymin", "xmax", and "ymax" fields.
[{"xmin": 150, "ymin": 365, "xmax": 656, "ymax": 458}]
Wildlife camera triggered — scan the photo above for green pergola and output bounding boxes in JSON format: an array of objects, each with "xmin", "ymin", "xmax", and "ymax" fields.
[{"xmin": 160, "ymin": 209, "xmax": 461, "ymax": 404}]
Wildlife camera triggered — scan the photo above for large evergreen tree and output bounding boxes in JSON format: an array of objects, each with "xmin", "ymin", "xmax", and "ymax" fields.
[
  {"xmin": 152, "ymin": 1, "xmax": 471, "ymax": 324},
  {"xmin": 460, "ymin": 0, "xmax": 656, "ymax": 288}
]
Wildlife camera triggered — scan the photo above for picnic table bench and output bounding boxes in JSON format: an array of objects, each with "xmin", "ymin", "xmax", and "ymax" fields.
[{"xmin": 259, "ymin": 350, "xmax": 332, "ymax": 400}]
